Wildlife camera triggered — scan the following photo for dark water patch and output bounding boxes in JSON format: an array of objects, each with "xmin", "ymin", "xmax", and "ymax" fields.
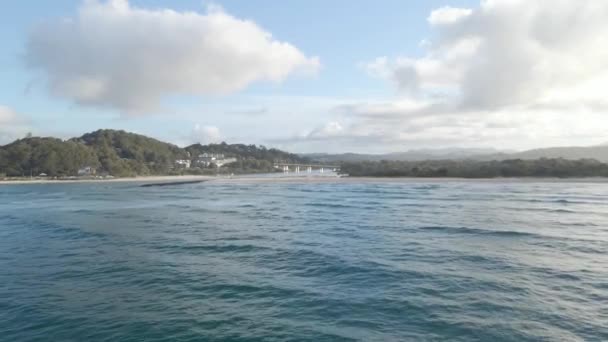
[
  {"xmin": 140, "ymin": 180, "xmax": 208, "ymax": 187},
  {"xmin": 419, "ymin": 226, "xmax": 537, "ymax": 238},
  {"xmin": 304, "ymin": 202, "xmax": 361, "ymax": 209},
  {"xmin": 155, "ymin": 243, "xmax": 275, "ymax": 256}
]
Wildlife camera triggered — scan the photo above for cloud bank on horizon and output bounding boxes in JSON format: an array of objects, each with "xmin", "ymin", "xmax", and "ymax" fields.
[{"xmin": 3, "ymin": 0, "xmax": 607, "ymax": 151}]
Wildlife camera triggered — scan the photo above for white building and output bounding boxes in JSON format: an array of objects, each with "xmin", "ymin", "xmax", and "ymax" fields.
[
  {"xmin": 174, "ymin": 159, "xmax": 191, "ymax": 169},
  {"xmin": 196, "ymin": 153, "xmax": 237, "ymax": 167},
  {"xmin": 78, "ymin": 166, "xmax": 96, "ymax": 176}
]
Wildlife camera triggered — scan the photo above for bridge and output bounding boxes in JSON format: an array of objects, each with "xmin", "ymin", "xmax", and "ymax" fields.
[{"xmin": 273, "ymin": 163, "xmax": 340, "ymax": 173}]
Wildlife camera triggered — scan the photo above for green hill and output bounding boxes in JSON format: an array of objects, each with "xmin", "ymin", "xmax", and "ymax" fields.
[
  {"xmin": 73, "ymin": 129, "xmax": 188, "ymax": 176},
  {"xmin": 0, "ymin": 130, "xmax": 306, "ymax": 178},
  {"xmin": 0, "ymin": 137, "xmax": 99, "ymax": 177}
]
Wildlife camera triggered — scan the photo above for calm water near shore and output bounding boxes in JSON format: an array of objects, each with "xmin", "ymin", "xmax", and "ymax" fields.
[{"xmin": 1, "ymin": 177, "xmax": 607, "ymax": 341}]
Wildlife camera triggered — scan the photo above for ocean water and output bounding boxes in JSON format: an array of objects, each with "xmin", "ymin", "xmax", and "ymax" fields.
[{"xmin": 1, "ymin": 178, "xmax": 607, "ymax": 341}]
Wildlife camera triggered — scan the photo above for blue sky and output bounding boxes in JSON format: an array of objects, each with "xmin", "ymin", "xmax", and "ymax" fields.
[{"xmin": 1, "ymin": 0, "xmax": 607, "ymax": 152}]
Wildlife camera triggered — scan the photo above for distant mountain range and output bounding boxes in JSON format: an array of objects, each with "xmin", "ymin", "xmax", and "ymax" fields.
[{"xmin": 304, "ymin": 145, "xmax": 608, "ymax": 163}]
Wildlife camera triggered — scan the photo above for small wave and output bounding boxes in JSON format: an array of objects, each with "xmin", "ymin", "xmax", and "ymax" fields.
[
  {"xmin": 157, "ymin": 243, "xmax": 273, "ymax": 255},
  {"xmin": 412, "ymin": 184, "xmax": 441, "ymax": 190},
  {"xmin": 550, "ymin": 208, "xmax": 576, "ymax": 213},
  {"xmin": 521, "ymin": 198, "xmax": 605, "ymax": 205},
  {"xmin": 305, "ymin": 202, "xmax": 358, "ymax": 209},
  {"xmin": 419, "ymin": 226, "xmax": 536, "ymax": 237},
  {"xmin": 506, "ymin": 206, "xmax": 576, "ymax": 214},
  {"xmin": 219, "ymin": 210, "xmax": 240, "ymax": 214},
  {"xmin": 529, "ymin": 267, "xmax": 583, "ymax": 282}
]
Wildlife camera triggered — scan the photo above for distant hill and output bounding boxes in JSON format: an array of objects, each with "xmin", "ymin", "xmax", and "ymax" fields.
[
  {"xmin": 304, "ymin": 148, "xmax": 502, "ymax": 163},
  {"xmin": 72, "ymin": 129, "xmax": 188, "ymax": 176},
  {"xmin": 478, "ymin": 146, "xmax": 608, "ymax": 163},
  {"xmin": 306, "ymin": 145, "xmax": 608, "ymax": 163}
]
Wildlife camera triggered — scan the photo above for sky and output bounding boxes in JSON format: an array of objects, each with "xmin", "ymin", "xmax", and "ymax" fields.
[{"xmin": 1, "ymin": 0, "xmax": 607, "ymax": 153}]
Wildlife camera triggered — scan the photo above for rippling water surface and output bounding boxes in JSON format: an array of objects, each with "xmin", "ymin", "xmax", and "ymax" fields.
[{"xmin": 1, "ymin": 178, "xmax": 607, "ymax": 341}]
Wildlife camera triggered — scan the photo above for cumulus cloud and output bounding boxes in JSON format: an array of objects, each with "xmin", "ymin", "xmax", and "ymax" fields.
[
  {"xmin": 191, "ymin": 124, "xmax": 222, "ymax": 144},
  {"xmin": 26, "ymin": 0, "xmax": 320, "ymax": 113},
  {"xmin": 363, "ymin": 0, "xmax": 608, "ymax": 110},
  {"xmin": 308, "ymin": 0, "xmax": 608, "ymax": 152},
  {"xmin": 428, "ymin": 6, "xmax": 472, "ymax": 26},
  {"xmin": 307, "ymin": 121, "xmax": 345, "ymax": 139}
]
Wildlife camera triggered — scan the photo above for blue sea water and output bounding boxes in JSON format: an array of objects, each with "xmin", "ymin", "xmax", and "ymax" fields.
[{"xmin": 1, "ymin": 178, "xmax": 607, "ymax": 341}]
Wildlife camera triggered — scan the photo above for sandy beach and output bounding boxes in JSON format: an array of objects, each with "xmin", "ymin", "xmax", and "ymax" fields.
[{"xmin": 0, "ymin": 175, "xmax": 216, "ymax": 185}]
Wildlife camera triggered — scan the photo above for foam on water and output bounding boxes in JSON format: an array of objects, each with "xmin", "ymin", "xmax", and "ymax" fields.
[{"xmin": 1, "ymin": 179, "xmax": 607, "ymax": 341}]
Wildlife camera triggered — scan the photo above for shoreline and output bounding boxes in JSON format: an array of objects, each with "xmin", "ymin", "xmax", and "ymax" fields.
[
  {"xmin": 211, "ymin": 175, "xmax": 608, "ymax": 184},
  {"xmin": 2, "ymin": 174, "xmax": 608, "ymax": 185},
  {"xmin": 0, "ymin": 175, "xmax": 216, "ymax": 185}
]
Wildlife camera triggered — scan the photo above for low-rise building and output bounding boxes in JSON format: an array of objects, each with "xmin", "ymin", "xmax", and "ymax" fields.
[
  {"xmin": 196, "ymin": 153, "xmax": 237, "ymax": 168},
  {"xmin": 174, "ymin": 159, "xmax": 191, "ymax": 169},
  {"xmin": 78, "ymin": 166, "xmax": 96, "ymax": 176}
]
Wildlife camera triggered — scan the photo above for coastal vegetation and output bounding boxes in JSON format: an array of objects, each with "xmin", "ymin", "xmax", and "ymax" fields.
[
  {"xmin": 185, "ymin": 142, "xmax": 306, "ymax": 174},
  {"xmin": 0, "ymin": 137, "xmax": 99, "ymax": 177},
  {"xmin": 0, "ymin": 130, "xmax": 307, "ymax": 178},
  {"xmin": 339, "ymin": 159, "xmax": 608, "ymax": 178},
  {"xmin": 3, "ymin": 129, "xmax": 608, "ymax": 179}
]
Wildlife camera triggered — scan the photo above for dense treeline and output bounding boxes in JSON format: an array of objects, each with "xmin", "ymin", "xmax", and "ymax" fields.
[
  {"xmin": 73, "ymin": 130, "xmax": 188, "ymax": 176},
  {"xmin": 184, "ymin": 142, "xmax": 308, "ymax": 175},
  {"xmin": 0, "ymin": 137, "xmax": 99, "ymax": 177},
  {"xmin": 222, "ymin": 159, "xmax": 277, "ymax": 174},
  {"xmin": 0, "ymin": 130, "xmax": 307, "ymax": 178},
  {"xmin": 340, "ymin": 158, "xmax": 608, "ymax": 178}
]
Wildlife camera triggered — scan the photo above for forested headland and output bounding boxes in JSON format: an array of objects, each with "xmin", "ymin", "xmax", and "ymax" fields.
[{"xmin": 0, "ymin": 130, "xmax": 306, "ymax": 178}]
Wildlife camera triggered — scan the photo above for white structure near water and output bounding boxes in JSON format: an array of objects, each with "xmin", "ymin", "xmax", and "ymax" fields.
[
  {"xmin": 196, "ymin": 153, "xmax": 237, "ymax": 168},
  {"xmin": 174, "ymin": 159, "xmax": 191, "ymax": 169},
  {"xmin": 78, "ymin": 166, "xmax": 96, "ymax": 176}
]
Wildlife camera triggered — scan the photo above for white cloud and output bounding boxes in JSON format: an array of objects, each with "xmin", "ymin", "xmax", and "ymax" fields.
[
  {"xmin": 364, "ymin": 0, "xmax": 608, "ymax": 110},
  {"xmin": 191, "ymin": 124, "xmax": 222, "ymax": 144},
  {"xmin": 26, "ymin": 0, "xmax": 320, "ymax": 113},
  {"xmin": 0, "ymin": 106, "xmax": 31, "ymax": 145},
  {"xmin": 309, "ymin": 0, "xmax": 608, "ymax": 152},
  {"xmin": 307, "ymin": 121, "xmax": 344, "ymax": 139},
  {"xmin": 285, "ymin": 101, "xmax": 608, "ymax": 153},
  {"xmin": 428, "ymin": 6, "xmax": 472, "ymax": 26}
]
